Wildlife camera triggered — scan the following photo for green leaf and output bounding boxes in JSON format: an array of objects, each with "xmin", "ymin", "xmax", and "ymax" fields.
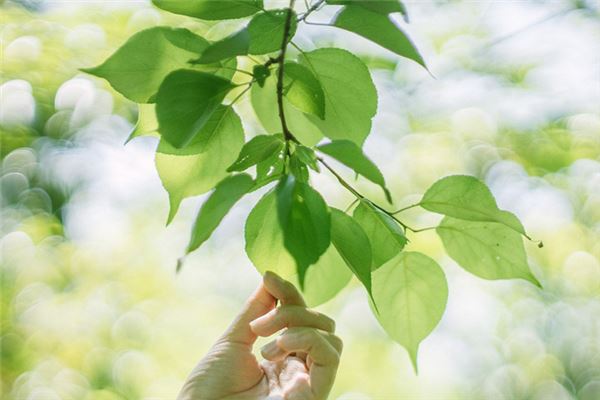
[
  {"xmin": 326, "ymin": 0, "xmax": 408, "ymax": 19},
  {"xmin": 332, "ymin": 5, "xmax": 425, "ymax": 68},
  {"xmin": 299, "ymin": 48, "xmax": 377, "ymax": 146},
  {"xmin": 372, "ymin": 251, "xmax": 448, "ymax": 373},
  {"xmin": 248, "ymin": 9, "xmax": 297, "ymax": 54},
  {"xmin": 251, "ymin": 74, "xmax": 323, "ymax": 146},
  {"xmin": 156, "ymin": 69, "xmax": 235, "ymax": 148},
  {"xmin": 294, "ymin": 145, "xmax": 319, "ymax": 171},
  {"xmin": 276, "ymin": 176, "xmax": 331, "ymax": 288},
  {"xmin": 152, "ymin": 0, "xmax": 263, "ymax": 20},
  {"xmin": 195, "ymin": 9, "xmax": 297, "ymax": 64},
  {"xmin": 245, "ymin": 190, "xmax": 351, "ymax": 306},
  {"xmin": 330, "ymin": 208, "xmax": 374, "ymax": 303},
  {"xmin": 353, "ymin": 201, "xmax": 407, "ymax": 270},
  {"xmin": 255, "ymin": 151, "xmax": 284, "ymax": 189},
  {"xmin": 227, "ymin": 135, "xmax": 285, "ymax": 172},
  {"xmin": 196, "ymin": 29, "xmax": 251, "ymax": 64},
  {"xmin": 157, "ymin": 105, "xmax": 239, "ymax": 156},
  {"xmin": 253, "ymin": 64, "xmax": 271, "ymax": 87},
  {"xmin": 289, "ymin": 153, "xmax": 310, "ymax": 183},
  {"xmin": 126, "ymin": 104, "xmax": 159, "ymax": 143},
  {"xmin": 318, "ymin": 140, "xmax": 391, "ymax": 202},
  {"xmin": 436, "ymin": 217, "xmax": 541, "ymax": 286},
  {"xmin": 420, "ymin": 175, "xmax": 529, "ymax": 238},
  {"xmin": 155, "ymin": 106, "xmax": 244, "ymax": 223},
  {"xmin": 283, "ymin": 62, "xmax": 325, "ymax": 119},
  {"xmin": 187, "ymin": 174, "xmax": 254, "ymax": 253},
  {"xmin": 81, "ymin": 27, "xmax": 209, "ymax": 103}
]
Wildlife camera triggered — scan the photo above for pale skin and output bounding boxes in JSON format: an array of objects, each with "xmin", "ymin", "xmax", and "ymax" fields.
[{"xmin": 178, "ymin": 271, "xmax": 343, "ymax": 400}]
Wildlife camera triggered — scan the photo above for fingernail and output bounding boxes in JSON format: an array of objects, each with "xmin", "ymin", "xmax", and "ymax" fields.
[{"xmin": 261, "ymin": 341, "xmax": 280, "ymax": 358}]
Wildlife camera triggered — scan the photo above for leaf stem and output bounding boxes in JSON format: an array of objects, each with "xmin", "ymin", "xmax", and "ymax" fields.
[
  {"xmin": 392, "ymin": 203, "xmax": 420, "ymax": 214},
  {"xmin": 227, "ymin": 85, "xmax": 252, "ymax": 107}
]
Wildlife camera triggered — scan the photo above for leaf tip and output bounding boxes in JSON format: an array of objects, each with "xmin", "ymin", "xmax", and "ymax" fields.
[{"xmin": 408, "ymin": 345, "xmax": 419, "ymax": 375}]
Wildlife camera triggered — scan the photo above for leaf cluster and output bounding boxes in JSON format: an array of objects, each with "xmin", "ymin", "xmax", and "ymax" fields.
[{"xmin": 82, "ymin": 0, "xmax": 542, "ymax": 372}]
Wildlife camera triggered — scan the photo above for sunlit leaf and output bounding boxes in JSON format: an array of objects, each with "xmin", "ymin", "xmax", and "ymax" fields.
[
  {"xmin": 299, "ymin": 48, "xmax": 377, "ymax": 146},
  {"xmin": 333, "ymin": 5, "xmax": 425, "ymax": 68},
  {"xmin": 152, "ymin": 0, "xmax": 263, "ymax": 20},
  {"xmin": 82, "ymin": 27, "xmax": 208, "ymax": 103},
  {"xmin": 195, "ymin": 9, "xmax": 297, "ymax": 64},
  {"xmin": 245, "ymin": 190, "xmax": 350, "ymax": 305},
  {"xmin": 156, "ymin": 70, "xmax": 234, "ymax": 148},
  {"xmin": 330, "ymin": 208, "xmax": 374, "ymax": 302},
  {"xmin": 420, "ymin": 175, "xmax": 529, "ymax": 237},
  {"xmin": 155, "ymin": 106, "xmax": 244, "ymax": 223},
  {"xmin": 276, "ymin": 175, "xmax": 331, "ymax": 287},
  {"xmin": 436, "ymin": 217, "xmax": 541, "ymax": 286},
  {"xmin": 326, "ymin": 0, "xmax": 408, "ymax": 20},
  {"xmin": 248, "ymin": 9, "xmax": 297, "ymax": 54},
  {"xmin": 283, "ymin": 62, "xmax": 325, "ymax": 119},
  {"xmin": 228, "ymin": 135, "xmax": 285, "ymax": 172},
  {"xmin": 372, "ymin": 251, "xmax": 448, "ymax": 373},
  {"xmin": 318, "ymin": 140, "xmax": 391, "ymax": 202},
  {"xmin": 187, "ymin": 174, "xmax": 254, "ymax": 253},
  {"xmin": 353, "ymin": 201, "xmax": 407, "ymax": 269},
  {"xmin": 126, "ymin": 104, "xmax": 159, "ymax": 143},
  {"xmin": 251, "ymin": 74, "xmax": 323, "ymax": 145}
]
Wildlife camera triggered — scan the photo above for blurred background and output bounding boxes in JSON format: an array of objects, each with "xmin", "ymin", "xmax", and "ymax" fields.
[{"xmin": 1, "ymin": 0, "xmax": 599, "ymax": 399}]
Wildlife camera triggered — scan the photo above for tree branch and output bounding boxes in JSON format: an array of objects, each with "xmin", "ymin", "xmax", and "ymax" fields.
[
  {"xmin": 277, "ymin": 0, "xmax": 300, "ymax": 145},
  {"xmin": 298, "ymin": 0, "xmax": 326, "ymax": 22}
]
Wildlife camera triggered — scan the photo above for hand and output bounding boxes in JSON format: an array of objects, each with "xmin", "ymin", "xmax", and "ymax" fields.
[{"xmin": 178, "ymin": 271, "xmax": 342, "ymax": 400}]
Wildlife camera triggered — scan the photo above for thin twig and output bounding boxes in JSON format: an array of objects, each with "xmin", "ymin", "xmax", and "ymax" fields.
[{"xmin": 298, "ymin": 0, "xmax": 326, "ymax": 22}]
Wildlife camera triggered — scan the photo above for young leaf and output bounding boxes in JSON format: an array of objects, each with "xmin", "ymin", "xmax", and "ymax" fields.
[
  {"xmin": 81, "ymin": 27, "xmax": 209, "ymax": 103},
  {"xmin": 294, "ymin": 145, "xmax": 319, "ymax": 171},
  {"xmin": 255, "ymin": 151, "xmax": 284, "ymax": 189},
  {"xmin": 420, "ymin": 175, "xmax": 529, "ymax": 238},
  {"xmin": 152, "ymin": 0, "xmax": 263, "ymax": 20},
  {"xmin": 244, "ymin": 190, "xmax": 351, "ymax": 306},
  {"xmin": 156, "ymin": 69, "xmax": 235, "ymax": 148},
  {"xmin": 126, "ymin": 104, "xmax": 159, "ymax": 143},
  {"xmin": 283, "ymin": 62, "xmax": 325, "ymax": 119},
  {"xmin": 155, "ymin": 106, "xmax": 244, "ymax": 223},
  {"xmin": 276, "ymin": 176, "xmax": 331, "ymax": 288},
  {"xmin": 353, "ymin": 201, "xmax": 407, "ymax": 270},
  {"xmin": 318, "ymin": 140, "xmax": 391, "ymax": 202},
  {"xmin": 332, "ymin": 5, "xmax": 425, "ymax": 67},
  {"xmin": 299, "ymin": 48, "xmax": 377, "ymax": 146},
  {"xmin": 251, "ymin": 75, "xmax": 323, "ymax": 146},
  {"xmin": 187, "ymin": 174, "xmax": 254, "ymax": 253},
  {"xmin": 372, "ymin": 251, "xmax": 448, "ymax": 373},
  {"xmin": 227, "ymin": 135, "xmax": 285, "ymax": 172},
  {"xmin": 289, "ymin": 153, "xmax": 310, "ymax": 183},
  {"xmin": 253, "ymin": 64, "xmax": 271, "ymax": 87},
  {"xmin": 248, "ymin": 9, "xmax": 297, "ymax": 54},
  {"xmin": 330, "ymin": 208, "xmax": 374, "ymax": 303},
  {"xmin": 436, "ymin": 217, "xmax": 541, "ymax": 286}
]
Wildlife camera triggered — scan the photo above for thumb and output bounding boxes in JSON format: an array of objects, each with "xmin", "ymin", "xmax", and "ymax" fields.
[{"xmin": 221, "ymin": 280, "xmax": 276, "ymax": 345}]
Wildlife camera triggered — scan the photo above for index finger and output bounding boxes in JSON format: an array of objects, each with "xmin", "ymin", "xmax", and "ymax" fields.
[{"xmin": 263, "ymin": 271, "xmax": 306, "ymax": 307}]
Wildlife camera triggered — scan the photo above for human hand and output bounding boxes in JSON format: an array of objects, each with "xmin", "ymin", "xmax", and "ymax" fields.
[{"xmin": 177, "ymin": 271, "xmax": 342, "ymax": 400}]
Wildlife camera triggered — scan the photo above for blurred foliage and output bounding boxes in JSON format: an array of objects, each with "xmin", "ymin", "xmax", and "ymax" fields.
[{"xmin": 1, "ymin": 0, "xmax": 599, "ymax": 399}]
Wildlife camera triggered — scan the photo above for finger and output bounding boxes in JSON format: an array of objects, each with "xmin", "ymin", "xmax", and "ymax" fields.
[
  {"xmin": 284, "ymin": 374, "xmax": 312, "ymax": 400},
  {"xmin": 276, "ymin": 328, "xmax": 342, "ymax": 400},
  {"xmin": 263, "ymin": 271, "xmax": 306, "ymax": 306},
  {"xmin": 222, "ymin": 281, "xmax": 276, "ymax": 345},
  {"xmin": 250, "ymin": 305, "xmax": 336, "ymax": 337}
]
